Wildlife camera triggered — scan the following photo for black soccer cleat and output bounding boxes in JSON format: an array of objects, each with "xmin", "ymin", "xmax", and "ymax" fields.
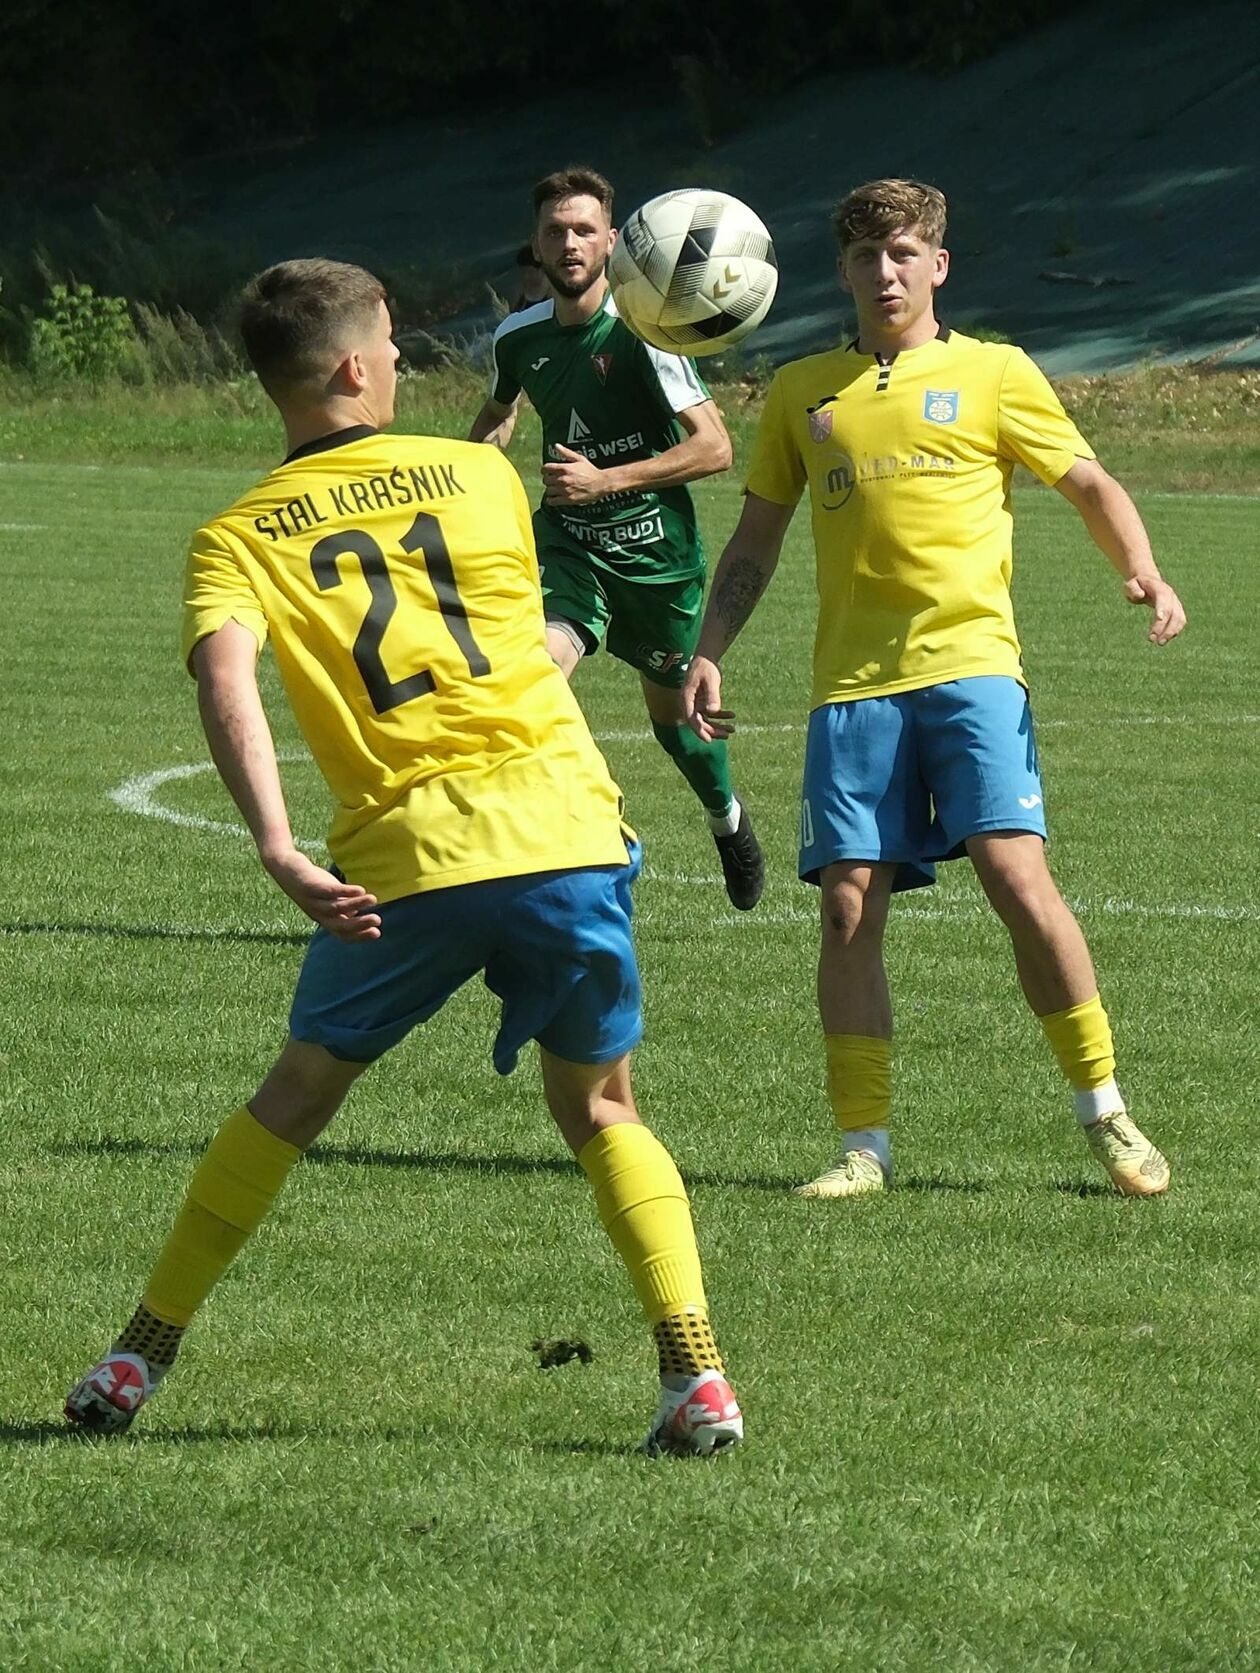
[{"xmin": 714, "ymin": 805, "xmax": 765, "ymax": 911}]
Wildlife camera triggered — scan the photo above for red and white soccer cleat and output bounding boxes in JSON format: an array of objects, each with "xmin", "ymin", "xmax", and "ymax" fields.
[
  {"xmin": 643, "ymin": 1369, "xmax": 744, "ymax": 1457},
  {"xmin": 64, "ymin": 1352, "xmax": 156, "ymax": 1434}
]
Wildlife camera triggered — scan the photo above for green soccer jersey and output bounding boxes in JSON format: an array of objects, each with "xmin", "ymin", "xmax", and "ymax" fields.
[{"xmin": 489, "ymin": 292, "xmax": 711, "ymax": 582}]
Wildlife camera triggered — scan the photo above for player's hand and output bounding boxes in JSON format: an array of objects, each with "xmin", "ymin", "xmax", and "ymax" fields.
[
  {"xmin": 261, "ymin": 846, "xmax": 382, "ymax": 941},
  {"xmin": 682, "ymin": 654, "xmax": 735, "ymax": 742},
  {"xmin": 542, "ymin": 444, "xmax": 609, "ymax": 505},
  {"xmin": 1124, "ymin": 574, "xmax": 1187, "ymax": 645}
]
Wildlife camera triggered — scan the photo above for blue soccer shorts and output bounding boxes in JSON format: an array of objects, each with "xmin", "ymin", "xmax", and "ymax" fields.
[
  {"xmin": 289, "ymin": 844, "xmax": 643, "ymax": 1071},
  {"xmin": 798, "ymin": 676, "xmax": 1048, "ymax": 892}
]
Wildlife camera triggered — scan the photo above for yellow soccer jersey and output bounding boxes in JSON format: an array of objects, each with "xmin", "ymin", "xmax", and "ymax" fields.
[
  {"xmin": 183, "ymin": 427, "xmax": 630, "ymax": 903},
  {"xmin": 745, "ymin": 329, "xmax": 1095, "ymax": 709}
]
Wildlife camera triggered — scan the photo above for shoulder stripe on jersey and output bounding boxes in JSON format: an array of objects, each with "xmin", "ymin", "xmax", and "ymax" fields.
[
  {"xmin": 492, "ymin": 298, "xmax": 556, "ymax": 344},
  {"xmin": 643, "ymin": 342, "xmax": 708, "ymax": 413},
  {"xmin": 605, "ymin": 289, "xmax": 707, "ymax": 412}
]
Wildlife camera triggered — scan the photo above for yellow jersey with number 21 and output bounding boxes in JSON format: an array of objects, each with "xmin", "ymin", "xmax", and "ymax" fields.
[
  {"xmin": 745, "ymin": 329, "xmax": 1095, "ymax": 709},
  {"xmin": 183, "ymin": 428, "xmax": 629, "ymax": 905}
]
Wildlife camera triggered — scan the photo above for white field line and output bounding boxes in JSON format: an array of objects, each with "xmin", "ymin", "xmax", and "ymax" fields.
[
  {"xmin": 109, "ymin": 707, "xmax": 1260, "ymax": 841},
  {"xmin": 0, "ymin": 522, "xmax": 48, "ymax": 531},
  {"xmin": 710, "ymin": 895, "xmax": 1260, "ymax": 928},
  {"xmin": 107, "ymin": 743, "xmax": 1258, "ymax": 929},
  {"xmin": 602, "ymin": 715, "xmax": 1260, "ymax": 741},
  {"xmin": 108, "ymin": 755, "xmax": 326, "ymax": 850}
]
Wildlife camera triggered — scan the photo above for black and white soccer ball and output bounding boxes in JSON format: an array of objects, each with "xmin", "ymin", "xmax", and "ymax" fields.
[{"xmin": 608, "ymin": 188, "xmax": 778, "ymax": 356}]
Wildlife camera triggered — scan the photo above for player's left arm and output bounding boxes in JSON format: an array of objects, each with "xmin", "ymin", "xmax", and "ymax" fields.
[
  {"xmin": 192, "ymin": 620, "xmax": 381, "ymax": 940},
  {"xmin": 543, "ymin": 400, "xmax": 732, "ymax": 505},
  {"xmin": 1054, "ymin": 458, "xmax": 1187, "ymax": 645}
]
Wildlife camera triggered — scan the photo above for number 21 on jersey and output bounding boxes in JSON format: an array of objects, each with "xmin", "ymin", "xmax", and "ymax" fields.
[{"xmin": 310, "ymin": 510, "xmax": 491, "ymax": 714}]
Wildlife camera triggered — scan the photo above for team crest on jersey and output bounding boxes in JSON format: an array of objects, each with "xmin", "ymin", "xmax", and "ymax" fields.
[
  {"xmin": 591, "ymin": 353, "xmax": 613, "ymax": 384},
  {"xmin": 808, "ymin": 407, "xmax": 833, "ymax": 443},
  {"xmin": 924, "ymin": 390, "xmax": 959, "ymax": 425}
]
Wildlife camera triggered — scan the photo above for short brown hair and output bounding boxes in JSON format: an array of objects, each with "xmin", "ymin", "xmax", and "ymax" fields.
[
  {"xmin": 532, "ymin": 165, "xmax": 614, "ymax": 222},
  {"xmin": 238, "ymin": 259, "xmax": 386, "ymax": 394},
  {"xmin": 831, "ymin": 179, "xmax": 947, "ymax": 250}
]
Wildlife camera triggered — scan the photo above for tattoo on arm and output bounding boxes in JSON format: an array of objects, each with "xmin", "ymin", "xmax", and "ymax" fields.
[{"xmin": 713, "ymin": 554, "xmax": 769, "ymax": 638}]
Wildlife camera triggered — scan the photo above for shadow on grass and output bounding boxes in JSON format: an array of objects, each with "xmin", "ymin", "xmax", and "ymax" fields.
[
  {"xmin": 898, "ymin": 1175, "xmax": 991, "ymax": 1194},
  {"xmin": 3, "ymin": 1419, "xmax": 640, "ymax": 1453},
  {"xmin": 1, "ymin": 918, "xmax": 305, "ymax": 948},
  {"xmin": 1053, "ymin": 1178, "xmax": 1130, "ymax": 1199},
  {"xmin": 51, "ymin": 1136, "xmax": 805, "ymax": 1194},
  {"xmin": 533, "ymin": 1438, "xmax": 649, "ymax": 1460},
  {"xmin": 0, "ymin": 1419, "xmax": 446, "ymax": 1446}
]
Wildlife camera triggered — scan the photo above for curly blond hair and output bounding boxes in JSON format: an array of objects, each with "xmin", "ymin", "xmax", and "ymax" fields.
[{"xmin": 831, "ymin": 179, "xmax": 947, "ymax": 250}]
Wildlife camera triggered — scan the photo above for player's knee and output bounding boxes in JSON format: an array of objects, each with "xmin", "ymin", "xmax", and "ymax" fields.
[
  {"xmin": 820, "ymin": 879, "xmax": 884, "ymax": 948},
  {"xmin": 250, "ymin": 1037, "xmax": 365, "ymax": 1143},
  {"xmin": 979, "ymin": 857, "xmax": 1064, "ymax": 931}
]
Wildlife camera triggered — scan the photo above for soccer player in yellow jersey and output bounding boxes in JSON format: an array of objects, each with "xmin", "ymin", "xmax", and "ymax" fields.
[
  {"xmin": 64, "ymin": 258, "xmax": 742, "ymax": 1456},
  {"xmin": 682, "ymin": 179, "xmax": 1187, "ymax": 1200}
]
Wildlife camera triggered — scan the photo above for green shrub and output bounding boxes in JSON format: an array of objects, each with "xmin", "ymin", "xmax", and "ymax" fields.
[{"xmin": 29, "ymin": 283, "xmax": 140, "ymax": 382}]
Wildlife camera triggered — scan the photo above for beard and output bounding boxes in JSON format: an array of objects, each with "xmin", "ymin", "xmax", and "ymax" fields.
[{"xmin": 541, "ymin": 256, "xmax": 606, "ymax": 300}]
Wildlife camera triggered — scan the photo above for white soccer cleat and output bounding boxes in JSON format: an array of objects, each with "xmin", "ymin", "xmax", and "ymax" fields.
[
  {"xmin": 794, "ymin": 1149, "xmax": 888, "ymax": 1200},
  {"xmin": 643, "ymin": 1369, "xmax": 744, "ymax": 1457},
  {"xmin": 64, "ymin": 1352, "xmax": 156, "ymax": 1434},
  {"xmin": 1084, "ymin": 1112, "xmax": 1171, "ymax": 1197}
]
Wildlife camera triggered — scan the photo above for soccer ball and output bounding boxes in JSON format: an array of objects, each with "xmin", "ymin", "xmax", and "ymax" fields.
[{"xmin": 608, "ymin": 188, "xmax": 778, "ymax": 356}]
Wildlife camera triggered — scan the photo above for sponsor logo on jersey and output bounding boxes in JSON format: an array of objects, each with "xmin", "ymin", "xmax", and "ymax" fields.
[
  {"xmin": 818, "ymin": 450, "xmax": 956, "ymax": 510},
  {"xmin": 591, "ymin": 352, "xmax": 613, "ymax": 383},
  {"xmin": 809, "ymin": 408, "xmax": 833, "ymax": 443},
  {"xmin": 560, "ymin": 509, "xmax": 666, "ymax": 551},
  {"xmin": 562, "ymin": 429, "xmax": 646, "ymax": 462},
  {"xmin": 1018, "ymin": 794, "xmax": 1042, "ymax": 810},
  {"xmin": 530, "ymin": 356, "xmax": 550, "ymax": 371},
  {"xmin": 567, "ymin": 409, "xmax": 594, "ymax": 444},
  {"xmin": 820, "ymin": 451, "xmax": 858, "ymax": 510},
  {"xmin": 924, "ymin": 390, "xmax": 959, "ymax": 425}
]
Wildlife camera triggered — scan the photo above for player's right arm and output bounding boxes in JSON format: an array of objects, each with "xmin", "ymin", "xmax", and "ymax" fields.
[
  {"xmin": 184, "ymin": 523, "xmax": 381, "ymax": 940},
  {"xmin": 468, "ymin": 322, "xmax": 525, "ymax": 449},
  {"xmin": 192, "ymin": 621, "xmax": 382, "ymax": 941},
  {"xmin": 683, "ymin": 491, "xmax": 793, "ymax": 741},
  {"xmin": 468, "ymin": 395, "xmax": 520, "ymax": 450},
  {"xmin": 684, "ymin": 369, "xmax": 801, "ymax": 740}
]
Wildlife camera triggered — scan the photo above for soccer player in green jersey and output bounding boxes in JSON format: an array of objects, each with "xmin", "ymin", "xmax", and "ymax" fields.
[
  {"xmin": 683, "ymin": 179, "xmax": 1186, "ymax": 1200},
  {"xmin": 468, "ymin": 165, "xmax": 765, "ymax": 911},
  {"xmin": 64, "ymin": 257, "xmax": 743, "ymax": 1456}
]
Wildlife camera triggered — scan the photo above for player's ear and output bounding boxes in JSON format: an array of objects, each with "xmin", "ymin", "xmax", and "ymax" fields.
[
  {"xmin": 837, "ymin": 255, "xmax": 853, "ymax": 296},
  {"xmin": 338, "ymin": 346, "xmax": 368, "ymax": 396},
  {"xmin": 932, "ymin": 247, "xmax": 950, "ymax": 290},
  {"xmin": 608, "ymin": 224, "xmax": 619, "ymax": 251}
]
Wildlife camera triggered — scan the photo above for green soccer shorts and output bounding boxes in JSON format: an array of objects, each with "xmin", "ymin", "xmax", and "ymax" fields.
[{"xmin": 536, "ymin": 543, "xmax": 705, "ymax": 689}]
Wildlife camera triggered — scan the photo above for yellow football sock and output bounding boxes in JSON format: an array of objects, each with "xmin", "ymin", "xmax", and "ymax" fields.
[
  {"xmin": 1040, "ymin": 994, "xmax": 1126, "ymax": 1121},
  {"xmin": 578, "ymin": 1121, "xmax": 722, "ymax": 1377},
  {"xmin": 825, "ymin": 1033, "xmax": 892, "ymax": 1131},
  {"xmin": 1040, "ymin": 995, "xmax": 1117, "ymax": 1089},
  {"xmin": 142, "ymin": 1106, "xmax": 302, "ymax": 1328}
]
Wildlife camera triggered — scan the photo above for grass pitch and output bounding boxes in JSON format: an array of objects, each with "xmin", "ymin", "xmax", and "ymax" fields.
[{"xmin": 2, "ymin": 397, "xmax": 1258, "ymax": 1670}]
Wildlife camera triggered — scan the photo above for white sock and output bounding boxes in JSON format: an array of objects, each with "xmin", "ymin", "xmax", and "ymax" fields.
[
  {"xmin": 706, "ymin": 797, "xmax": 741, "ymax": 838},
  {"xmin": 1074, "ymin": 1081, "xmax": 1126, "ymax": 1125},
  {"xmin": 842, "ymin": 1127, "xmax": 891, "ymax": 1175}
]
